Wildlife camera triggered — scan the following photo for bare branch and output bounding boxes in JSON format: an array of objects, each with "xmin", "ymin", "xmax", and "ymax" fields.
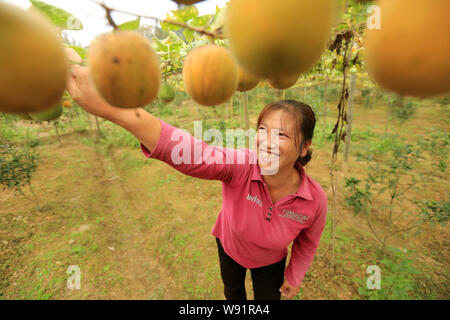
[
  {"xmin": 96, "ymin": 2, "xmax": 118, "ymax": 30},
  {"xmin": 365, "ymin": 213, "xmax": 385, "ymax": 247},
  {"xmin": 91, "ymin": 0, "xmax": 224, "ymax": 39},
  {"xmin": 163, "ymin": 68, "xmax": 183, "ymax": 76},
  {"xmin": 387, "ymin": 223, "xmax": 420, "ymax": 239}
]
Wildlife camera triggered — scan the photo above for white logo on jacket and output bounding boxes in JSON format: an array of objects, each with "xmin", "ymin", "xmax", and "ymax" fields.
[
  {"xmin": 246, "ymin": 193, "xmax": 263, "ymax": 207},
  {"xmin": 279, "ymin": 209, "xmax": 310, "ymax": 224}
]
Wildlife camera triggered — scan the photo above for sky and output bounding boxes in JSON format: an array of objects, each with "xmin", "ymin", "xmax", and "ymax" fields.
[{"xmin": 3, "ymin": 0, "xmax": 228, "ymax": 46}]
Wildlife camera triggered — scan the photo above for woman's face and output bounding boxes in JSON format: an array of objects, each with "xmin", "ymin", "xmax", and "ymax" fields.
[{"xmin": 256, "ymin": 109, "xmax": 310, "ymax": 175}]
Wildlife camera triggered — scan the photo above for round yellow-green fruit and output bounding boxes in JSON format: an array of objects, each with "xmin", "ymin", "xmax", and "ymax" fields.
[
  {"xmin": 183, "ymin": 45, "xmax": 238, "ymax": 106},
  {"xmin": 237, "ymin": 68, "xmax": 260, "ymax": 92},
  {"xmin": 364, "ymin": 0, "xmax": 450, "ymax": 98},
  {"xmin": 268, "ymin": 74, "xmax": 299, "ymax": 90},
  {"xmin": 159, "ymin": 83, "xmax": 176, "ymax": 103},
  {"xmin": 226, "ymin": 0, "xmax": 335, "ymax": 79},
  {"xmin": 0, "ymin": 3, "xmax": 68, "ymax": 113},
  {"xmin": 88, "ymin": 31, "xmax": 161, "ymax": 108},
  {"xmin": 29, "ymin": 103, "xmax": 63, "ymax": 121}
]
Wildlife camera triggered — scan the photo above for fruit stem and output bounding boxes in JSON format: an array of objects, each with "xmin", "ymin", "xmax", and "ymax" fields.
[{"xmin": 98, "ymin": 2, "xmax": 118, "ymax": 30}]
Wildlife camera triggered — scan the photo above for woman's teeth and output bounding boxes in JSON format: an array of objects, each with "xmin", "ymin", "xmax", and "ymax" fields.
[{"xmin": 260, "ymin": 151, "xmax": 279, "ymax": 162}]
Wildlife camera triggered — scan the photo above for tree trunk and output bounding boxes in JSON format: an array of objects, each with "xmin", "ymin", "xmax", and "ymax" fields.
[
  {"xmin": 86, "ymin": 113, "xmax": 94, "ymax": 136},
  {"xmin": 228, "ymin": 97, "xmax": 233, "ymax": 119},
  {"xmin": 28, "ymin": 181, "xmax": 42, "ymax": 211},
  {"xmin": 323, "ymin": 79, "xmax": 329, "ymax": 127},
  {"xmin": 54, "ymin": 122, "xmax": 63, "ymax": 147},
  {"xmin": 73, "ymin": 104, "xmax": 80, "ymax": 119},
  {"xmin": 330, "ymin": 169, "xmax": 338, "ymax": 270},
  {"xmin": 95, "ymin": 116, "xmax": 102, "ymax": 141},
  {"xmin": 329, "ymin": 34, "xmax": 354, "ymax": 270},
  {"xmin": 344, "ymin": 73, "xmax": 356, "ymax": 163}
]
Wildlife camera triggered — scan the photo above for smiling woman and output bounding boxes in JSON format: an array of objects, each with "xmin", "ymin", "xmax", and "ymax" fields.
[
  {"xmin": 257, "ymin": 100, "xmax": 315, "ymax": 167},
  {"xmin": 66, "ymin": 42, "xmax": 328, "ymax": 300}
]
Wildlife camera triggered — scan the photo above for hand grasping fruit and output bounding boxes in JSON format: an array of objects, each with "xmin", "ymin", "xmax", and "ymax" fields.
[{"xmin": 65, "ymin": 48, "xmax": 118, "ymax": 119}]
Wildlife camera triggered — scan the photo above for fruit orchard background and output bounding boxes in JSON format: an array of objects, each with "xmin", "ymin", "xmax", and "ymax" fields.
[{"xmin": 0, "ymin": 0, "xmax": 449, "ymax": 300}]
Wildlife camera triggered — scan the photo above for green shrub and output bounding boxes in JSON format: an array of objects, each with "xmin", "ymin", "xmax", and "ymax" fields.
[{"xmin": 354, "ymin": 247, "xmax": 421, "ymax": 300}]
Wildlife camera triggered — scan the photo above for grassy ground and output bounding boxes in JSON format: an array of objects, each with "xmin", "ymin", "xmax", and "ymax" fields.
[{"xmin": 0, "ymin": 85, "xmax": 449, "ymax": 300}]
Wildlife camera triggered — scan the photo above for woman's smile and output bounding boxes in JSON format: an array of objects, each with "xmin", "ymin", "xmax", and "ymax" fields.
[{"xmin": 259, "ymin": 150, "xmax": 280, "ymax": 163}]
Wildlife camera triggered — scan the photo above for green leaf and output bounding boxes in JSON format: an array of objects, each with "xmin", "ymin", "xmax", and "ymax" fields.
[
  {"xmin": 210, "ymin": 6, "xmax": 226, "ymax": 32},
  {"xmin": 191, "ymin": 14, "xmax": 213, "ymax": 28},
  {"xmin": 168, "ymin": 43, "xmax": 183, "ymax": 53},
  {"xmin": 118, "ymin": 18, "xmax": 140, "ymax": 31},
  {"xmin": 183, "ymin": 28, "xmax": 195, "ymax": 44},
  {"xmin": 336, "ymin": 22, "xmax": 350, "ymax": 32},
  {"xmin": 357, "ymin": 287, "xmax": 369, "ymax": 296},
  {"xmin": 167, "ymin": 31, "xmax": 182, "ymax": 44},
  {"xmin": 29, "ymin": 0, "xmax": 83, "ymax": 31},
  {"xmin": 161, "ymin": 15, "xmax": 182, "ymax": 32},
  {"xmin": 153, "ymin": 37, "xmax": 168, "ymax": 52},
  {"xmin": 381, "ymin": 259, "xmax": 394, "ymax": 269},
  {"xmin": 161, "ymin": 5, "xmax": 199, "ymax": 33},
  {"xmin": 172, "ymin": 5, "xmax": 199, "ymax": 23}
]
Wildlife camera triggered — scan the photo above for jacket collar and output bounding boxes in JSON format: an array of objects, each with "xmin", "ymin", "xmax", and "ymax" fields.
[{"xmin": 251, "ymin": 159, "xmax": 314, "ymax": 201}]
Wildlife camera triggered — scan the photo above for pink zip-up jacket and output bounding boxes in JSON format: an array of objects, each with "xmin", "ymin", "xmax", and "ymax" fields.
[{"xmin": 140, "ymin": 119, "xmax": 328, "ymax": 288}]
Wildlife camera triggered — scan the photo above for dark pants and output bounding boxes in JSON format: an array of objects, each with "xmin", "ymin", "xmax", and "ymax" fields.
[{"xmin": 216, "ymin": 237, "xmax": 286, "ymax": 300}]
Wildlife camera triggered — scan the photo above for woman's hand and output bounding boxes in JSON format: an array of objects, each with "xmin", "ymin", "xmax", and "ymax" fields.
[
  {"xmin": 65, "ymin": 48, "xmax": 162, "ymax": 151},
  {"xmin": 65, "ymin": 48, "xmax": 116, "ymax": 118},
  {"xmin": 279, "ymin": 279, "xmax": 300, "ymax": 299}
]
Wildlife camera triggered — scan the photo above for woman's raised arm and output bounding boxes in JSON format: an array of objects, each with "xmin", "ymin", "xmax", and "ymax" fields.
[
  {"xmin": 65, "ymin": 48, "xmax": 254, "ymax": 184},
  {"xmin": 65, "ymin": 48, "xmax": 161, "ymax": 152}
]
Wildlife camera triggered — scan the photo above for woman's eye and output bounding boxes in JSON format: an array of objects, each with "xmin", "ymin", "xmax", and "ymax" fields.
[{"xmin": 258, "ymin": 127, "xmax": 266, "ymax": 131}]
